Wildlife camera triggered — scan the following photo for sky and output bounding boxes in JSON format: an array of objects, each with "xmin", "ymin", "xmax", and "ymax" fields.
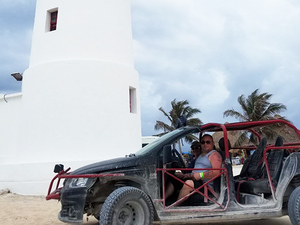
[{"xmin": 1, "ymin": 0, "xmax": 300, "ymax": 136}]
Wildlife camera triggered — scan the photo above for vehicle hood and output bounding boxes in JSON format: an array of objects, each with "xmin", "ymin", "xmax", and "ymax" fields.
[{"xmin": 70, "ymin": 156, "xmax": 140, "ymax": 175}]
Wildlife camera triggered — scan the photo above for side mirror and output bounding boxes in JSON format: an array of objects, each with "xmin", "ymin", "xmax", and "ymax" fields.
[
  {"xmin": 163, "ymin": 145, "xmax": 173, "ymax": 165},
  {"xmin": 54, "ymin": 164, "xmax": 64, "ymax": 173}
]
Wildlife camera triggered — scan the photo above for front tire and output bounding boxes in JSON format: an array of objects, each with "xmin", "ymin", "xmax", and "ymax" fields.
[
  {"xmin": 99, "ymin": 186, "xmax": 154, "ymax": 225},
  {"xmin": 288, "ymin": 186, "xmax": 300, "ymax": 225}
]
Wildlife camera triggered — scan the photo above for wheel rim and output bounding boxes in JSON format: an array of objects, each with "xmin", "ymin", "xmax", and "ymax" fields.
[{"xmin": 116, "ymin": 201, "xmax": 145, "ymax": 225}]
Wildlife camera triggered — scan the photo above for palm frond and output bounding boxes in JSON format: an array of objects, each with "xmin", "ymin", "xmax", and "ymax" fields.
[
  {"xmin": 154, "ymin": 120, "xmax": 173, "ymax": 132},
  {"xmin": 224, "ymin": 89, "xmax": 288, "ymax": 145},
  {"xmin": 154, "ymin": 99, "xmax": 201, "ymax": 144}
]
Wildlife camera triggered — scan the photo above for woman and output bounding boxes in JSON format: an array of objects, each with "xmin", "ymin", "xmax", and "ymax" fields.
[{"xmin": 177, "ymin": 134, "xmax": 222, "ymax": 204}]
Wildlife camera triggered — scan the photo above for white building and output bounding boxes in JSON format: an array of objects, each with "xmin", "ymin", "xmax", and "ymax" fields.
[{"xmin": 0, "ymin": 0, "xmax": 141, "ymax": 195}]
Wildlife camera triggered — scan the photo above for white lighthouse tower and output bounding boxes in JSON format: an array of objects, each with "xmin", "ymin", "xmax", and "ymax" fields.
[{"xmin": 0, "ymin": 0, "xmax": 141, "ymax": 195}]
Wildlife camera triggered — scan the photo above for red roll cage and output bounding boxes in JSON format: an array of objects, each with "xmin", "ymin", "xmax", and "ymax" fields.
[{"xmin": 156, "ymin": 119, "xmax": 300, "ymax": 210}]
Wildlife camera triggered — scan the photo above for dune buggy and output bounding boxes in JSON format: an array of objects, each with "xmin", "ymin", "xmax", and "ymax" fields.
[{"xmin": 46, "ymin": 119, "xmax": 300, "ymax": 224}]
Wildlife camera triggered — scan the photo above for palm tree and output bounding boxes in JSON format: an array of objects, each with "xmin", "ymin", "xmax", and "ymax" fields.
[
  {"xmin": 155, "ymin": 99, "xmax": 202, "ymax": 153},
  {"xmin": 223, "ymin": 89, "xmax": 287, "ymax": 144}
]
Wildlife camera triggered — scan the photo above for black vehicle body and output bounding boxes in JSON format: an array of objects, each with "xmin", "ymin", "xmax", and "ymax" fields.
[{"xmin": 47, "ymin": 120, "xmax": 300, "ymax": 224}]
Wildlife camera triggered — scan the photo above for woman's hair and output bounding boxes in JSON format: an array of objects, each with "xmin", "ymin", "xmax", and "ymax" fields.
[{"xmin": 201, "ymin": 134, "xmax": 213, "ymax": 141}]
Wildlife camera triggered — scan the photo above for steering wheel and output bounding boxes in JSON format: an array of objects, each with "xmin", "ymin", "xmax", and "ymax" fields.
[{"xmin": 171, "ymin": 149, "xmax": 186, "ymax": 168}]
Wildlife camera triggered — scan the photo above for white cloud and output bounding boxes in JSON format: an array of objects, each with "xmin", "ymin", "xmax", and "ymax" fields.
[
  {"xmin": 197, "ymin": 69, "xmax": 230, "ymax": 107},
  {"xmin": 133, "ymin": 0, "xmax": 300, "ymax": 134},
  {"xmin": 140, "ymin": 79, "xmax": 162, "ymax": 111}
]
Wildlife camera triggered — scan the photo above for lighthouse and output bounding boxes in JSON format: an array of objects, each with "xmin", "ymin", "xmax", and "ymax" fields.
[{"xmin": 0, "ymin": 0, "xmax": 141, "ymax": 195}]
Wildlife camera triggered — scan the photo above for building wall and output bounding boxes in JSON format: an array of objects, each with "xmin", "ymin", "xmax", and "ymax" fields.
[
  {"xmin": 0, "ymin": 0, "xmax": 142, "ymax": 195},
  {"xmin": 0, "ymin": 94, "xmax": 22, "ymax": 163},
  {"xmin": 21, "ymin": 60, "xmax": 141, "ymax": 164},
  {"xmin": 29, "ymin": 0, "xmax": 134, "ymax": 67}
]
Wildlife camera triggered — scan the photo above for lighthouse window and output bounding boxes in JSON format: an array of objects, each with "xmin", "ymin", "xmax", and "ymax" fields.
[
  {"xmin": 129, "ymin": 87, "xmax": 137, "ymax": 114},
  {"xmin": 50, "ymin": 11, "xmax": 58, "ymax": 31}
]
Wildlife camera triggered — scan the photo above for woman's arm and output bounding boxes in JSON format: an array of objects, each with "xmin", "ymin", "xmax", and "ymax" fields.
[{"xmin": 193, "ymin": 151, "xmax": 222, "ymax": 180}]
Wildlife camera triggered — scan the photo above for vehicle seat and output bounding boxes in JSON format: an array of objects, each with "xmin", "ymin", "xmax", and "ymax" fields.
[
  {"xmin": 262, "ymin": 136, "xmax": 285, "ymax": 181},
  {"xmin": 218, "ymin": 137, "xmax": 232, "ymax": 164},
  {"xmin": 236, "ymin": 137, "xmax": 267, "ymax": 180},
  {"xmin": 237, "ymin": 136, "xmax": 287, "ymax": 195}
]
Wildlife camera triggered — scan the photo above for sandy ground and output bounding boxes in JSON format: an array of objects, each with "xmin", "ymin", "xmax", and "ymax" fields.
[
  {"xmin": 0, "ymin": 191, "xmax": 292, "ymax": 225},
  {"xmin": 0, "ymin": 192, "xmax": 98, "ymax": 225}
]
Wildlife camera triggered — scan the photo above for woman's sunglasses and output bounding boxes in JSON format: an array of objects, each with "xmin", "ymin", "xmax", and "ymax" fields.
[{"xmin": 201, "ymin": 140, "xmax": 211, "ymax": 145}]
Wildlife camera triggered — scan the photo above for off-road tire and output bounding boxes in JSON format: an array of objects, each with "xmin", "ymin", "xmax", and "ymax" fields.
[
  {"xmin": 99, "ymin": 186, "xmax": 154, "ymax": 225},
  {"xmin": 288, "ymin": 186, "xmax": 300, "ymax": 225}
]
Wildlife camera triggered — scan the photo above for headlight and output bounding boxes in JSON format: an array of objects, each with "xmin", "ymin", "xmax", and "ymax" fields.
[
  {"xmin": 70, "ymin": 178, "xmax": 89, "ymax": 187},
  {"xmin": 66, "ymin": 177, "xmax": 96, "ymax": 188},
  {"xmin": 64, "ymin": 177, "xmax": 97, "ymax": 189}
]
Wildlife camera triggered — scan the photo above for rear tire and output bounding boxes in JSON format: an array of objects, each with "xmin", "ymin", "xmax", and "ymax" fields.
[
  {"xmin": 99, "ymin": 186, "xmax": 154, "ymax": 225},
  {"xmin": 288, "ymin": 186, "xmax": 300, "ymax": 225}
]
